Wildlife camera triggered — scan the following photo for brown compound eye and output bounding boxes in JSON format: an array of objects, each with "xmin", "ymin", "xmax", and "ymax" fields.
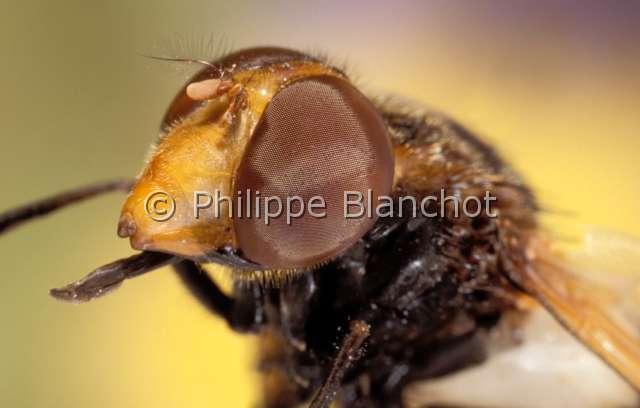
[{"xmin": 234, "ymin": 75, "xmax": 394, "ymax": 269}]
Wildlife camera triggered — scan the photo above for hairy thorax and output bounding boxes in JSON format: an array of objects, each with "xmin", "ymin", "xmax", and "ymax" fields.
[{"xmin": 253, "ymin": 106, "xmax": 538, "ymax": 407}]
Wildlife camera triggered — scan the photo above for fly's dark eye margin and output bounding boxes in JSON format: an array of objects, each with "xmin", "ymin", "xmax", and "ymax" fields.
[{"xmin": 234, "ymin": 75, "xmax": 395, "ymax": 269}]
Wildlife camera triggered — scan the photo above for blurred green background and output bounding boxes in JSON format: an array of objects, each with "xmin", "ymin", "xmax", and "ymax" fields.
[{"xmin": 1, "ymin": 1, "xmax": 639, "ymax": 407}]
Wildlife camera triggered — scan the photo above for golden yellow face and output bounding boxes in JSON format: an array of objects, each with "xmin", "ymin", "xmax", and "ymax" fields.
[{"xmin": 118, "ymin": 47, "xmax": 395, "ymax": 269}]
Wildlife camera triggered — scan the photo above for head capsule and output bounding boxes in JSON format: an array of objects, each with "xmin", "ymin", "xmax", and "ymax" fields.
[{"xmin": 118, "ymin": 47, "xmax": 394, "ymax": 270}]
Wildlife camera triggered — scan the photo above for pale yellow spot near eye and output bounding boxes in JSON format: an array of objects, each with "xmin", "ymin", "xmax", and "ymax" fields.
[
  {"xmin": 207, "ymin": 171, "xmax": 233, "ymax": 178},
  {"xmin": 186, "ymin": 79, "xmax": 222, "ymax": 101}
]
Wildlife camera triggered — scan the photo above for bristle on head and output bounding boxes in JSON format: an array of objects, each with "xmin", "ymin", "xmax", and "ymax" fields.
[
  {"xmin": 231, "ymin": 256, "xmax": 333, "ymax": 288},
  {"xmin": 233, "ymin": 267, "xmax": 303, "ymax": 288}
]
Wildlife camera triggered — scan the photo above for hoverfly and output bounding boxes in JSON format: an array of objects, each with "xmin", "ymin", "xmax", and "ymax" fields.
[{"xmin": 1, "ymin": 47, "xmax": 639, "ymax": 407}]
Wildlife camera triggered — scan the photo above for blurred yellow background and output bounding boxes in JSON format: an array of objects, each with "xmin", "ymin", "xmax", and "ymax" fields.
[{"xmin": 1, "ymin": 1, "xmax": 639, "ymax": 407}]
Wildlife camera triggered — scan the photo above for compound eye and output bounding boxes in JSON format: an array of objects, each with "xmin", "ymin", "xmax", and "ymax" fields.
[{"xmin": 234, "ymin": 75, "xmax": 394, "ymax": 269}]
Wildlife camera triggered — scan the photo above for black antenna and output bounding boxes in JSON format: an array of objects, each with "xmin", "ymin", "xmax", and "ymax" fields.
[{"xmin": 138, "ymin": 53, "xmax": 223, "ymax": 76}]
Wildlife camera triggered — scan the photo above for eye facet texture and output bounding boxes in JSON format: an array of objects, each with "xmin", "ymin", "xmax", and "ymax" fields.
[{"xmin": 234, "ymin": 75, "xmax": 394, "ymax": 268}]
